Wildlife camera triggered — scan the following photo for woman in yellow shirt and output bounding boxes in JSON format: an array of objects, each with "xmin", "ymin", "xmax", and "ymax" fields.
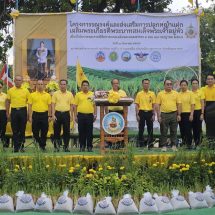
[
  {"xmin": 179, "ymin": 80, "xmax": 195, "ymax": 149},
  {"xmin": 0, "ymin": 81, "xmax": 7, "ymax": 146},
  {"xmin": 191, "ymin": 79, "xmax": 204, "ymax": 147}
]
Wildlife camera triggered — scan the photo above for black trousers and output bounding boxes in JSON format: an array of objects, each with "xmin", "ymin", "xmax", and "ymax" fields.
[
  {"xmin": 137, "ymin": 110, "xmax": 153, "ymax": 147},
  {"xmin": 191, "ymin": 110, "xmax": 202, "ymax": 146},
  {"xmin": 205, "ymin": 101, "xmax": 215, "ymax": 138},
  {"xmin": 77, "ymin": 113, "xmax": 93, "ymax": 149},
  {"xmin": 0, "ymin": 110, "xmax": 7, "ymax": 143},
  {"xmin": 54, "ymin": 111, "xmax": 70, "ymax": 149},
  {"xmin": 32, "ymin": 111, "xmax": 48, "ymax": 149},
  {"xmin": 11, "ymin": 107, "xmax": 27, "ymax": 151},
  {"xmin": 179, "ymin": 112, "xmax": 192, "ymax": 147}
]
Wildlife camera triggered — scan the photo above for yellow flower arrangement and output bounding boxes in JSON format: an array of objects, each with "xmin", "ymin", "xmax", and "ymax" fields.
[
  {"xmin": 21, "ymin": 82, "xmax": 30, "ymax": 90},
  {"xmin": 108, "ymin": 91, "xmax": 120, "ymax": 104},
  {"xmin": 46, "ymin": 80, "xmax": 59, "ymax": 92},
  {"xmin": 193, "ymin": 8, "xmax": 204, "ymax": 17},
  {"xmin": 10, "ymin": 9, "xmax": 20, "ymax": 19},
  {"xmin": 98, "ymin": 167, "xmax": 103, "ymax": 171}
]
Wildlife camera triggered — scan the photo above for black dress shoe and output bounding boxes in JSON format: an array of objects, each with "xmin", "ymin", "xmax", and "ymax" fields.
[
  {"xmin": 64, "ymin": 148, "xmax": 70, "ymax": 152},
  {"xmin": 79, "ymin": 148, "xmax": 85, "ymax": 152}
]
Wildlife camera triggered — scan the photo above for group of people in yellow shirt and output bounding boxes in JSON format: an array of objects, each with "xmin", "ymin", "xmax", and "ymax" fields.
[
  {"xmin": 135, "ymin": 75, "xmax": 215, "ymax": 151},
  {"xmin": 0, "ymin": 74, "xmax": 214, "ymax": 153},
  {"xmin": 0, "ymin": 76, "xmax": 96, "ymax": 152}
]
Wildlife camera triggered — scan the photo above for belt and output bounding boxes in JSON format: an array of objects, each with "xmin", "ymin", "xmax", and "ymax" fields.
[
  {"xmin": 11, "ymin": 107, "xmax": 26, "ymax": 111},
  {"xmin": 78, "ymin": 112, "xmax": 93, "ymax": 115},
  {"xmin": 139, "ymin": 110, "xmax": 152, "ymax": 113},
  {"xmin": 161, "ymin": 111, "xmax": 176, "ymax": 114},
  {"xmin": 33, "ymin": 111, "xmax": 48, "ymax": 114},
  {"xmin": 56, "ymin": 110, "xmax": 70, "ymax": 113}
]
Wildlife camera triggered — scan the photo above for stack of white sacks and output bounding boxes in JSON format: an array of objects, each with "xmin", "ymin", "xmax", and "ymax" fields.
[{"xmin": 0, "ymin": 186, "xmax": 214, "ymax": 213}]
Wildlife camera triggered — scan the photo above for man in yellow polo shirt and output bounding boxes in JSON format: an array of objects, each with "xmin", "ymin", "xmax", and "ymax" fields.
[
  {"xmin": 107, "ymin": 78, "xmax": 127, "ymax": 114},
  {"xmin": 28, "ymin": 80, "xmax": 51, "ymax": 151},
  {"xmin": 6, "ymin": 75, "xmax": 30, "ymax": 152},
  {"xmin": 191, "ymin": 78, "xmax": 205, "ymax": 147},
  {"xmin": 74, "ymin": 80, "xmax": 97, "ymax": 152},
  {"xmin": 0, "ymin": 81, "xmax": 7, "ymax": 147},
  {"xmin": 202, "ymin": 74, "xmax": 215, "ymax": 141},
  {"xmin": 135, "ymin": 79, "xmax": 156, "ymax": 149},
  {"xmin": 52, "ymin": 79, "xmax": 74, "ymax": 152},
  {"xmin": 178, "ymin": 80, "xmax": 195, "ymax": 149},
  {"xmin": 156, "ymin": 79, "xmax": 181, "ymax": 152}
]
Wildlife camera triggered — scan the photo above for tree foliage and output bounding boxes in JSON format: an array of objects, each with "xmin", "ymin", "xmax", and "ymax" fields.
[{"xmin": 200, "ymin": 7, "xmax": 215, "ymax": 82}]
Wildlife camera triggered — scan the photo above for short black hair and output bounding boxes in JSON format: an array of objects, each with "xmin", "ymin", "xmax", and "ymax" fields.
[
  {"xmin": 206, "ymin": 74, "xmax": 215, "ymax": 79},
  {"xmin": 180, "ymin": 80, "xmax": 188, "ymax": 85},
  {"xmin": 164, "ymin": 79, "xmax": 172, "ymax": 84},
  {"xmin": 142, "ymin": 79, "xmax": 150, "ymax": 83},
  {"xmin": 81, "ymin": 80, "xmax": 89, "ymax": 86},
  {"xmin": 191, "ymin": 78, "xmax": 199, "ymax": 84},
  {"xmin": 111, "ymin": 78, "xmax": 120, "ymax": 84},
  {"xmin": 40, "ymin": 41, "xmax": 44, "ymax": 45},
  {"xmin": 60, "ymin": 79, "xmax": 68, "ymax": 84}
]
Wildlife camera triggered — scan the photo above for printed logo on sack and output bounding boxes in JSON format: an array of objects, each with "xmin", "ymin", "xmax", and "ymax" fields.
[
  {"xmin": 121, "ymin": 51, "xmax": 131, "ymax": 62},
  {"xmin": 57, "ymin": 196, "xmax": 67, "ymax": 204},
  {"xmin": 98, "ymin": 200, "xmax": 109, "ymax": 209},
  {"xmin": 109, "ymin": 52, "xmax": 118, "ymax": 62},
  {"xmin": 78, "ymin": 197, "xmax": 88, "ymax": 206},
  {"xmin": 134, "ymin": 52, "xmax": 149, "ymax": 62},
  {"xmin": 144, "ymin": 199, "xmax": 155, "ymax": 207},
  {"xmin": 161, "ymin": 196, "xmax": 170, "ymax": 204},
  {"xmin": 122, "ymin": 198, "xmax": 133, "ymax": 206},
  {"xmin": 96, "ymin": 51, "xmax": 105, "ymax": 62},
  {"xmin": 102, "ymin": 112, "xmax": 125, "ymax": 135},
  {"xmin": 20, "ymin": 194, "xmax": 33, "ymax": 204},
  {"xmin": 0, "ymin": 195, "xmax": 9, "ymax": 204},
  {"xmin": 36, "ymin": 198, "xmax": 46, "ymax": 206},
  {"xmin": 176, "ymin": 196, "xmax": 185, "ymax": 202},
  {"xmin": 150, "ymin": 51, "xmax": 161, "ymax": 62},
  {"xmin": 195, "ymin": 192, "xmax": 204, "ymax": 202}
]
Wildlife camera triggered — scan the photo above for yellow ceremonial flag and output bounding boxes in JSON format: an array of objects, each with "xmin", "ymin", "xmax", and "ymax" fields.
[
  {"xmin": 76, "ymin": 59, "xmax": 88, "ymax": 87},
  {"xmin": 188, "ymin": 0, "xmax": 193, "ymax": 6}
]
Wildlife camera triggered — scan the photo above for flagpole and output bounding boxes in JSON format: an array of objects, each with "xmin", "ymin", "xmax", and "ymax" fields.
[
  {"xmin": 76, "ymin": 0, "xmax": 78, "ymax": 12},
  {"xmin": 76, "ymin": 57, "xmax": 78, "ymax": 93},
  {"xmin": 137, "ymin": 0, "xmax": 140, "ymax": 12},
  {"xmin": 6, "ymin": 57, "xmax": 9, "ymax": 92}
]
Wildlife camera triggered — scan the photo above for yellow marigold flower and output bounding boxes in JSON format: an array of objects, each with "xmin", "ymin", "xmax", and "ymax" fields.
[
  {"xmin": 180, "ymin": 167, "xmax": 189, "ymax": 172},
  {"xmin": 201, "ymin": 159, "xmax": 205, "ymax": 162},
  {"xmin": 120, "ymin": 166, "xmax": 125, "ymax": 170},
  {"xmin": 180, "ymin": 164, "xmax": 185, "ymax": 167},
  {"xmin": 46, "ymin": 165, "xmax": 50, "ymax": 168},
  {"xmin": 75, "ymin": 164, "xmax": 80, "ymax": 168},
  {"xmin": 121, "ymin": 175, "xmax": 127, "ymax": 180},
  {"xmin": 22, "ymin": 167, "xmax": 26, "ymax": 170},
  {"xmin": 208, "ymin": 163, "xmax": 213, "ymax": 167},
  {"xmin": 161, "ymin": 162, "xmax": 165, "ymax": 165},
  {"xmin": 98, "ymin": 167, "xmax": 103, "ymax": 171},
  {"xmin": 69, "ymin": 169, "xmax": 74, "ymax": 173},
  {"xmin": 205, "ymin": 163, "xmax": 208, "ymax": 166},
  {"xmin": 169, "ymin": 166, "xmax": 173, "ymax": 170},
  {"xmin": 211, "ymin": 162, "xmax": 215, "ymax": 165},
  {"xmin": 185, "ymin": 164, "xmax": 190, "ymax": 168},
  {"xmin": 172, "ymin": 164, "xmax": 179, "ymax": 168},
  {"xmin": 107, "ymin": 166, "xmax": 112, "ymax": 170},
  {"xmin": 85, "ymin": 174, "xmax": 93, "ymax": 178},
  {"xmin": 208, "ymin": 170, "xmax": 213, "ymax": 174},
  {"xmin": 152, "ymin": 163, "xmax": 157, "ymax": 167},
  {"xmin": 28, "ymin": 165, "xmax": 32, "ymax": 169},
  {"xmin": 89, "ymin": 168, "xmax": 94, "ymax": 173},
  {"xmin": 82, "ymin": 167, "xmax": 87, "ymax": 172},
  {"xmin": 15, "ymin": 165, "xmax": 20, "ymax": 169}
]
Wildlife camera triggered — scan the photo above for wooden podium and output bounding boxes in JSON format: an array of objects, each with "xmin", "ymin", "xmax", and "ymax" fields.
[{"xmin": 94, "ymin": 98, "xmax": 133, "ymax": 153}]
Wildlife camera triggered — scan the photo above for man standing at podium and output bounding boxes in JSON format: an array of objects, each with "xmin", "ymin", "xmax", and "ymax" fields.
[
  {"xmin": 135, "ymin": 79, "xmax": 156, "ymax": 149},
  {"xmin": 107, "ymin": 78, "xmax": 127, "ymax": 114}
]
